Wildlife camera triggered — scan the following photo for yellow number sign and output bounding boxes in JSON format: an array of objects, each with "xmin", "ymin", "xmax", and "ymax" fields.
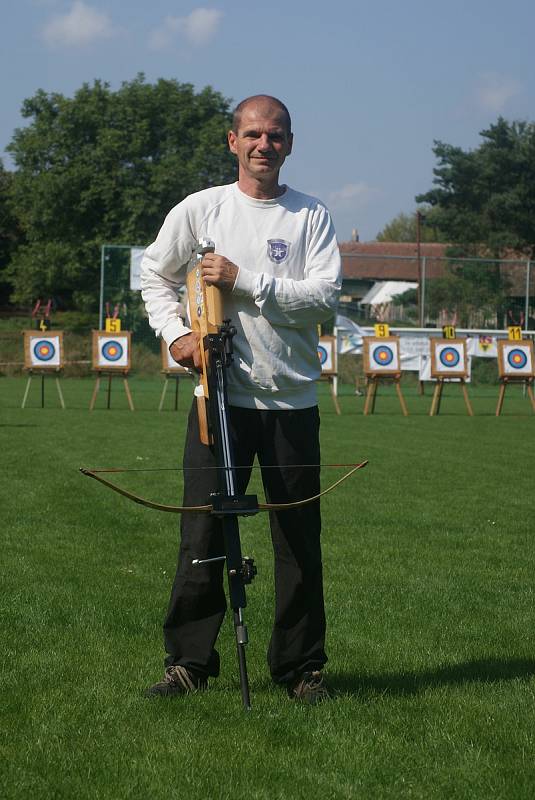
[
  {"xmin": 442, "ymin": 325, "xmax": 456, "ymax": 339},
  {"xmin": 508, "ymin": 325, "xmax": 522, "ymax": 341},
  {"xmin": 374, "ymin": 323, "xmax": 390, "ymax": 338},
  {"xmin": 105, "ymin": 318, "xmax": 122, "ymax": 333}
]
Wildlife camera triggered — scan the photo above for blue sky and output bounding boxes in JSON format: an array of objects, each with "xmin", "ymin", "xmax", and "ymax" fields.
[{"xmin": 2, "ymin": 0, "xmax": 534, "ymax": 241}]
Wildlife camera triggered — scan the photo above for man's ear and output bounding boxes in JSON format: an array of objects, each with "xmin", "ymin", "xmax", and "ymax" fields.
[
  {"xmin": 228, "ymin": 130, "xmax": 238, "ymax": 154},
  {"xmin": 287, "ymin": 132, "xmax": 293, "ymax": 156}
]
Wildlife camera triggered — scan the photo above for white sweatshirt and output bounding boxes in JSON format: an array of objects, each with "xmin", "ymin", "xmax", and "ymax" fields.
[{"xmin": 140, "ymin": 182, "xmax": 341, "ymax": 409}]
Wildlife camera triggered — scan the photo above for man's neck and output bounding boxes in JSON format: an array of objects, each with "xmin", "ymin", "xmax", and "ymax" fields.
[{"xmin": 237, "ymin": 174, "xmax": 286, "ymax": 200}]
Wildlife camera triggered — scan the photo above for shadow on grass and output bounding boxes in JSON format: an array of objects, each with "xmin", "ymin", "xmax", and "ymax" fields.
[
  {"xmin": 331, "ymin": 657, "xmax": 535, "ymax": 697},
  {"xmin": 0, "ymin": 423, "xmax": 39, "ymax": 427}
]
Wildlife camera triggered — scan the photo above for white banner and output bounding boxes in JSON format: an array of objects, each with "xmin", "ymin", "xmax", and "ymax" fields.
[
  {"xmin": 130, "ymin": 248, "xmax": 145, "ymax": 290},
  {"xmin": 466, "ymin": 335, "xmax": 498, "ymax": 358}
]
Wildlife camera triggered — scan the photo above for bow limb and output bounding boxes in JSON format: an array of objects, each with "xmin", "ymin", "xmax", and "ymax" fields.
[
  {"xmin": 257, "ymin": 460, "xmax": 368, "ymax": 511},
  {"xmin": 79, "ymin": 468, "xmax": 212, "ymax": 514}
]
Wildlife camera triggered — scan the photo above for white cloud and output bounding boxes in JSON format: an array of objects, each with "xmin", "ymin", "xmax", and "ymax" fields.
[
  {"xmin": 149, "ymin": 8, "xmax": 223, "ymax": 50},
  {"xmin": 327, "ymin": 182, "xmax": 379, "ymax": 209},
  {"xmin": 475, "ymin": 73, "xmax": 521, "ymax": 113},
  {"xmin": 41, "ymin": 1, "xmax": 114, "ymax": 47}
]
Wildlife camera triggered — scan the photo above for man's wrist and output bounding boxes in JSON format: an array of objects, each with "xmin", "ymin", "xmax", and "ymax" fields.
[
  {"xmin": 162, "ymin": 320, "xmax": 191, "ymax": 348},
  {"xmin": 232, "ymin": 265, "xmax": 256, "ymax": 297}
]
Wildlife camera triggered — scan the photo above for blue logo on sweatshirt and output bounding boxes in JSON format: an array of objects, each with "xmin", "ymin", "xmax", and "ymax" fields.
[{"xmin": 267, "ymin": 239, "xmax": 290, "ymax": 264}]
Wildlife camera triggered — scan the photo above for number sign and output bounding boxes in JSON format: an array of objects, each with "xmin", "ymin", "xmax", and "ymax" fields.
[{"xmin": 374, "ymin": 323, "xmax": 390, "ymax": 338}]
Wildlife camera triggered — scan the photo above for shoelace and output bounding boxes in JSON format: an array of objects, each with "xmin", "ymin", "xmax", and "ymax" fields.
[
  {"xmin": 165, "ymin": 665, "xmax": 198, "ymax": 692},
  {"xmin": 294, "ymin": 671, "xmax": 329, "ymax": 699}
]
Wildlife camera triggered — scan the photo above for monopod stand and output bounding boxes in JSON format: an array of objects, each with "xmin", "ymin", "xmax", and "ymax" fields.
[{"xmin": 192, "ymin": 319, "xmax": 258, "ymax": 710}]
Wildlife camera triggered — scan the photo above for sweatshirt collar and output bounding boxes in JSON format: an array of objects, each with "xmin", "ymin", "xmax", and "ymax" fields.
[{"xmin": 232, "ymin": 182, "xmax": 289, "ymax": 208}]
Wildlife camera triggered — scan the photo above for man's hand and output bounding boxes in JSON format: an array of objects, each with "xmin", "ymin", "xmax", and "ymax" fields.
[
  {"xmin": 201, "ymin": 253, "xmax": 238, "ymax": 289},
  {"xmin": 169, "ymin": 332, "xmax": 202, "ymax": 370}
]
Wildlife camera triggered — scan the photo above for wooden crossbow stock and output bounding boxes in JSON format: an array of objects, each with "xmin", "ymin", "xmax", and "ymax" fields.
[{"xmin": 80, "ymin": 239, "xmax": 368, "ymax": 513}]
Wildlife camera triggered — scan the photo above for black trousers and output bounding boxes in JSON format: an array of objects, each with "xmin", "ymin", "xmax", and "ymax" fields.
[{"xmin": 163, "ymin": 402, "xmax": 327, "ymax": 685}]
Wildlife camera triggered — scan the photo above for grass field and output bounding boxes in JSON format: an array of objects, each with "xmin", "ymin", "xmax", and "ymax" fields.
[{"xmin": 1, "ymin": 376, "xmax": 535, "ymax": 799}]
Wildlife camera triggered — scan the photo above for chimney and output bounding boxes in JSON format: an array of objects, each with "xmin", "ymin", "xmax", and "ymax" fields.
[{"xmin": 351, "ymin": 228, "xmax": 359, "ymax": 242}]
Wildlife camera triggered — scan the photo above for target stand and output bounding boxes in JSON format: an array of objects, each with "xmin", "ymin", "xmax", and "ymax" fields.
[
  {"xmin": 362, "ymin": 337, "xmax": 408, "ymax": 416},
  {"xmin": 429, "ymin": 339, "xmax": 473, "ymax": 416},
  {"xmin": 89, "ymin": 331, "xmax": 134, "ymax": 411},
  {"xmin": 21, "ymin": 331, "xmax": 66, "ymax": 409},
  {"xmin": 158, "ymin": 341, "xmax": 195, "ymax": 411},
  {"xmin": 495, "ymin": 339, "xmax": 535, "ymax": 415}
]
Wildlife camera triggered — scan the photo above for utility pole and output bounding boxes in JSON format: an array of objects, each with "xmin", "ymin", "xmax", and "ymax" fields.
[{"xmin": 416, "ymin": 210, "xmax": 425, "ymax": 326}]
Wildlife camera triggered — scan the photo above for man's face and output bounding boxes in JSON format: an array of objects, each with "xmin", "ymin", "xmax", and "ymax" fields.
[{"xmin": 228, "ymin": 103, "xmax": 293, "ymax": 181}]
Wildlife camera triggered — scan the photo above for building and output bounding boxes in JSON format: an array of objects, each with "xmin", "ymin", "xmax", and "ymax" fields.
[{"xmin": 339, "ymin": 241, "xmax": 449, "ymax": 306}]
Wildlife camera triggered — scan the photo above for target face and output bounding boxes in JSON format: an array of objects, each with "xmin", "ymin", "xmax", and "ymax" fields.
[
  {"xmin": 317, "ymin": 336, "xmax": 336, "ymax": 374},
  {"xmin": 431, "ymin": 340, "xmax": 467, "ymax": 377},
  {"xmin": 102, "ymin": 340, "xmax": 124, "ymax": 362},
  {"xmin": 34, "ymin": 339, "xmax": 56, "ymax": 361},
  {"xmin": 373, "ymin": 345, "xmax": 394, "ymax": 366},
  {"xmin": 498, "ymin": 340, "xmax": 533, "ymax": 377},
  {"xmin": 93, "ymin": 331, "xmax": 130, "ymax": 370},
  {"xmin": 439, "ymin": 346, "xmax": 460, "ymax": 368},
  {"xmin": 507, "ymin": 348, "xmax": 528, "ymax": 370},
  {"xmin": 363, "ymin": 337, "xmax": 400, "ymax": 374},
  {"xmin": 24, "ymin": 331, "xmax": 63, "ymax": 369}
]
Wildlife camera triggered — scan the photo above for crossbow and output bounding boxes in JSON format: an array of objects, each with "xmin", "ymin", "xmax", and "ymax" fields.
[{"xmin": 81, "ymin": 238, "xmax": 367, "ymax": 709}]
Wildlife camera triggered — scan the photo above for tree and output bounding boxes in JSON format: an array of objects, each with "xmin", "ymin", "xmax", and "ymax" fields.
[
  {"xmin": 376, "ymin": 208, "xmax": 444, "ymax": 242},
  {"xmin": 6, "ymin": 75, "xmax": 236, "ymax": 309},
  {"xmin": 0, "ymin": 161, "xmax": 23, "ymax": 306},
  {"xmin": 416, "ymin": 117, "xmax": 535, "ymax": 257},
  {"xmin": 415, "ymin": 117, "xmax": 535, "ymax": 325}
]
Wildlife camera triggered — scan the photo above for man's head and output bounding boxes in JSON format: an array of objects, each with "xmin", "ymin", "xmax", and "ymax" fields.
[
  {"xmin": 232, "ymin": 95, "xmax": 292, "ymax": 137},
  {"xmin": 228, "ymin": 95, "xmax": 293, "ymax": 193}
]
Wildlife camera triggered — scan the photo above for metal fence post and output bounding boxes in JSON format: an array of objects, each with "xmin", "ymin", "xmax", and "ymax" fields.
[
  {"xmin": 421, "ymin": 256, "xmax": 427, "ymax": 325},
  {"xmin": 99, "ymin": 245, "xmax": 106, "ymax": 330},
  {"xmin": 525, "ymin": 260, "xmax": 531, "ymax": 330}
]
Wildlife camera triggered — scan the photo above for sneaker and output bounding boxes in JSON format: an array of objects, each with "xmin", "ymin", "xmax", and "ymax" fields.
[
  {"xmin": 287, "ymin": 670, "xmax": 330, "ymax": 704},
  {"xmin": 145, "ymin": 665, "xmax": 208, "ymax": 697}
]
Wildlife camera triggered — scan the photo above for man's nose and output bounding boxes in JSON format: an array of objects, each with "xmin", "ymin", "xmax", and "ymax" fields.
[{"xmin": 257, "ymin": 134, "xmax": 271, "ymax": 151}]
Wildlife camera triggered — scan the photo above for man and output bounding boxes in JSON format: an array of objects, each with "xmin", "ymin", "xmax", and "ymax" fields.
[{"xmin": 141, "ymin": 95, "xmax": 341, "ymax": 703}]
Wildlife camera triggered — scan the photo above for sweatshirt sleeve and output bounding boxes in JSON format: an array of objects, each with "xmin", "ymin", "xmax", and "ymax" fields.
[
  {"xmin": 140, "ymin": 201, "xmax": 197, "ymax": 346},
  {"xmin": 231, "ymin": 203, "xmax": 341, "ymax": 327}
]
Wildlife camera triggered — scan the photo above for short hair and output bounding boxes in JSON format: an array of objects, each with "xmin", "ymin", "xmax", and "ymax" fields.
[{"xmin": 232, "ymin": 95, "xmax": 292, "ymax": 135}]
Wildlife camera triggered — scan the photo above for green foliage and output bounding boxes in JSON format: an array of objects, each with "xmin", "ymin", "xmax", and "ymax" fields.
[
  {"xmin": 425, "ymin": 258, "xmax": 510, "ymax": 327},
  {"xmin": 6, "ymin": 75, "xmax": 236, "ymax": 309},
  {"xmin": 0, "ymin": 161, "xmax": 23, "ymax": 305},
  {"xmin": 415, "ymin": 118, "xmax": 535, "ymax": 324},
  {"xmin": 376, "ymin": 207, "xmax": 444, "ymax": 242},
  {"xmin": 417, "ymin": 117, "xmax": 535, "ymax": 257}
]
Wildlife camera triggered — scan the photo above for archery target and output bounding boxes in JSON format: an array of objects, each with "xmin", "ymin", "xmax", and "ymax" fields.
[
  {"xmin": 317, "ymin": 336, "xmax": 336, "ymax": 374},
  {"xmin": 431, "ymin": 340, "xmax": 467, "ymax": 377},
  {"xmin": 373, "ymin": 344, "xmax": 394, "ymax": 366},
  {"xmin": 508, "ymin": 348, "xmax": 527, "ymax": 369},
  {"xmin": 102, "ymin": 340, "xmax": 124, "ymax": 362},
  {"xmin": 34, "ymin": 339, "xmax": 56, "ymax": 362},
  {"xmin": 498, "ymin": 340, "xmax": 533, "ymax": 378},
  {"xmin": 439, "ymin": 346, "xmax": 460, "ymax": 368},
  {"xmin": 93, "ymin": 331, "xmax": 130, "ymax": 370},
  {"xmin": 24, "ymin": 331, "xmax": 63, "ymax": 369},
  {"xmin": 364, "ymin": 337, "xmax": 400, "ymax": 373}
]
